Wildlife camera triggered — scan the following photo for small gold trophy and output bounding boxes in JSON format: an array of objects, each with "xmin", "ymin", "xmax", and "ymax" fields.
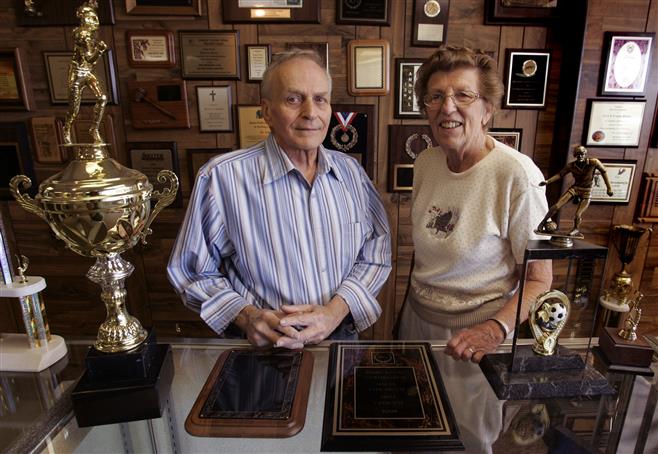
[
  {"xmin": 9, "ymin": 1, "xmax": 178, "ymax": 426},
  {"xmin": 599, "ymin": 225, "xmax": 651, "ymax": 312},
  {"xmin": 597, "ymin": 225, "xmax": 653, "ymax": 370},
  {"xmin": 529, "ymin": 290, "xmax": 570, "ymax": 356}
]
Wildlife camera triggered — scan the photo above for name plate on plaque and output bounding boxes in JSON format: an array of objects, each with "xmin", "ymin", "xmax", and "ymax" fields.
[
  {"xmin": 321, "ymin": 342, "xmax": 462, "ymax": 452},
  {"xmin": 186, "ymin": 349, "xmax": 313, "ymax": 438}
]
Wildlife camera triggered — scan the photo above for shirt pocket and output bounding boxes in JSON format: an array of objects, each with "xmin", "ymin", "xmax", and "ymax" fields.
[{"xmin": 340, "ymin": 221, "xmax": 370, "ymax": 265}]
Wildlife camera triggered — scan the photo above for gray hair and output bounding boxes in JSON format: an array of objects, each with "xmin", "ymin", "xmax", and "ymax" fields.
[{"xmin": 261, "ymin": 48, "xmax": 332, "ymax": 99}]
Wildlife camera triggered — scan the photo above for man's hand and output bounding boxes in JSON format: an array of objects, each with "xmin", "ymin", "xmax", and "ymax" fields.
[
  {"xmin": 234, "ymin": 306, "xmax": 301, "ymax": 348},
  {"xmin": 607, "ymin": 190, "xmax": 614, "ymax": 197},
  {"xmin": 444, "ymin": 320, "xmax": 505, "ymax": 364},
  {"xmin": 277, "ymin": 296, "xmax": 350, "ymax": 349}
]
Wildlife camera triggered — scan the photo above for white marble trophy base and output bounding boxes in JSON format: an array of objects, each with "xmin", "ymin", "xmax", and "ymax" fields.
[
  {"xmin": 599, "ymin": 295, "xmax": 631, "ymax": 313},
  {"xmin": 0, "ymin": 333, "xmax": 68, "ymax": 372}
]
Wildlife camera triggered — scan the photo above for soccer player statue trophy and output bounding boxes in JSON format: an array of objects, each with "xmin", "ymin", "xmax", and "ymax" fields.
[
  {"xmin": 535, "ymin": 145, "xmax": 613, "ymax": 247},
  {"xmin": 9, "ymin": 0, "xmax": 178, "ymax": 426}
]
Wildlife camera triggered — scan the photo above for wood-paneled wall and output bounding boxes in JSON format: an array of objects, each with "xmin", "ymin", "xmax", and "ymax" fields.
[{"xmin": 1, "ymin": 0, "xmax": 657, "ymax": 340}]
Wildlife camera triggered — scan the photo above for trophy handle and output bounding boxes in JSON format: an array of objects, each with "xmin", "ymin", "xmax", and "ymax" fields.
[
  {"xmin": 140, "ymin": 170, "xmax": 179, "ymax": 245},
  {"xmin": 9, "ymin": 175, "xmax": 46, "ymax": 221}
]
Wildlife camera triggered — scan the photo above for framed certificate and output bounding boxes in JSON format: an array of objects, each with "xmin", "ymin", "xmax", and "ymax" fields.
[
  {"xmin": 128, "ymin": 142, "xmax": 183, "ymax": 208},
  {"xmin": 394, "ymin": 58, "xmax": 423, "ymax": 119},
  {"xmin": 43, "ymin": 50, "xmax": 119, "ymax": 105},
  {"xmin": 489, "ymin": 128, "xmax": 523, "ymax": 151},
  {"xmin": 599, "ymin": 32, "xmax": 654, "ymax": 97},
  {"xmin": 180, "ymin": 30, "xmax": 240, "ymax": 80},
  {"xmin": 484, "ymin": 0, "xmax": 559, "ymax": 25},
  {"xmin": 347, "ymin": 40, "xmax": 390, "ymax": 97},
  {"xmin": 237, "ymin": 105, "xmax": 271, "ymax": 149},
  {"xmin": 322, "ymin": 103, "xmax": 376, "ymax": 179},
  {"xmin": 412, "ymin": 0, "xmax": 450, "ymax": 47},
  {"xmin": 321, "ymin": 342, "xmax": 462, "ymax": 452},
  {"xmin": 336, "ymin": 0, "xmax": 391, "ymax": 26},
  {"xmin": 590, "ymin": 160, "xmax": 636, "ymax": 204},
  {"xmin": 0, "ymin": 48, "xmax": 33, "ymax": 111},
  {"xmin": 0, "ymin": 122, "xmax": 36, "ymax": 200},
  {"xmin": 388, "ymin": 124, "xmax": 434, "ymax": 192},
  {"xmin": 246, "ymin": 45, "xmax": 271, "ymax": 82},
  {"xmin": 126, "ymin": 30, "xmax": 176, "ymax": 68},
  {"xmin": 196, "ymin": 86, "xmax": 233, "ymax": 133},
  {"xmin": 30, "ymin": 116, "xmax": 64, "ymax": 163},
  {"xmin": 187, "ymin": 148, "xmax": 233, "ymax": 184},
  {"xmin": 222, "ymin": 0, "xmax": 320, "ymax": 23},
  {"xmin": 503, "ymin": 49, "xmax": 550, "ymax": 109},
  {"xmin": 125, "ymin": 0, "xmax": 202, "ymax": 15},
  {"xmin": 584, "ymin": 99, "xmax": 646, "ymax": 148}
]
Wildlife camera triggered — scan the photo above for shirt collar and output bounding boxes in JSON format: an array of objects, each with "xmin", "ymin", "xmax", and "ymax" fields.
[{"xmin": 262, "ymin": 134, "xmax": 342, "ymax": 184}]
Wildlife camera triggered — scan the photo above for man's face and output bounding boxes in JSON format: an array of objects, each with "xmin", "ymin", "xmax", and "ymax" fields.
[{"xmin": 261, "ymin": 58, "xmax": 332, "ymax": 154}]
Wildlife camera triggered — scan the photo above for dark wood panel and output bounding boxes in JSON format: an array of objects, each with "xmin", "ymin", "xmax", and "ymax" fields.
[{"xmin": 1, "ymin": 0, "xmax": 657, "ymax": 341}]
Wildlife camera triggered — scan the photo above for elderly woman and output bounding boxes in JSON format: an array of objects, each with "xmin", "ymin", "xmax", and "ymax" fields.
[{"xmin": 397, "ymin": 46, "xmax": 553, "ymax": 451}]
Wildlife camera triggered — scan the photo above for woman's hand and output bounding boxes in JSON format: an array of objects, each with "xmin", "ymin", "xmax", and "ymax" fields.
[{"xmin": 444, "ymin": 320, "xmax": 506, "ymax": 364}]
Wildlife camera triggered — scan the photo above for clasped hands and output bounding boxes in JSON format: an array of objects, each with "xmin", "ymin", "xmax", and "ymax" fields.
[
  {"xmin": 239, "ymin": 296, "xmax": 349, "ymax": 350},
  {"xmin": 444, "ymin": 320, "xmax": 506, "ymax": 364}
]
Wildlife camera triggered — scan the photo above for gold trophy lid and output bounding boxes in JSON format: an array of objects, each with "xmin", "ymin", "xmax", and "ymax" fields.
[{"xmin": 38, "ymin": 155, "xmax": 152, "ymax": 204}]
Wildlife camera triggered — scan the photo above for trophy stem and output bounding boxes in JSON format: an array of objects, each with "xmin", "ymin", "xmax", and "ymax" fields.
[{"xmin": 86, "ymin": 253, "xmax": 147, "ymax": 353}]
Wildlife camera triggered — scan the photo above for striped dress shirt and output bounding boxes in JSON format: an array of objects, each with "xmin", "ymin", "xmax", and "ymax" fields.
[{"xmin": 167, "ymin": 134, "xmax": 392, "ymax": 335}]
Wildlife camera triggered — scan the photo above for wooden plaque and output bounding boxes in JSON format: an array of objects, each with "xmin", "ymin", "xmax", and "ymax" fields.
[
  {"xmin": 128, "ymin": 79, "xmax": 190, "ymax": 129},
  {"xmin": 186, "ymin": 349, "xmax": 313, "ymax": 438},
  {"xmin": 321, "ymin": 342, "xmax": 462, "ymax": 451},
  {"xmin": 387, "ymin": 124, "xmax": 434, "ymax": 192},
  {"xmin": 221, "ymin": 0, "xmax": 320, "ymax": 23}
]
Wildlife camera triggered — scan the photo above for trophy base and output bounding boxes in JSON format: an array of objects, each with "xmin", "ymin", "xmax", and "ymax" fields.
[
  {"xmin": 595, "ymin": 327, "xmax": 654, "ymax": 370},
  {"xmin": 86, "ymin": 328, "xmax": 158, "ymax": 380},
  {"xmin": 480, "ymin": 349, "xmax": 614, "ymax": 400},
  {"xmin": 534, "ymin": 230, "xmax": 584, "ymax": 248},
  {"xmin": 510, "ymin": 345, "xmax": 585, "ymax": 372},
  {"xmin": 71, "ymin": 333, "xmax": 174, "ymax": 427},
  {"xmin": 0, "ymin": 333, "xmax": 68, "ymax": 372}
]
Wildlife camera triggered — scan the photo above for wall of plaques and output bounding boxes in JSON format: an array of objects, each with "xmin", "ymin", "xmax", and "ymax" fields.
[{"xmin": 1, "ymin": 0, "xmax": 657, "ymax": 340}]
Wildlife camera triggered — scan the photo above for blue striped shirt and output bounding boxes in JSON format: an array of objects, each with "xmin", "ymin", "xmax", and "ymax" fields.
[{"xmin": 167, "ymin": 135, "xmax": 392, "ymax": 335}]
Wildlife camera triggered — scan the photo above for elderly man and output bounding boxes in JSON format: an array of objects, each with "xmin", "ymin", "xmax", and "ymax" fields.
[{"xmin": 167, "ymin": 49, "xmax": 391, "ymax": 349}]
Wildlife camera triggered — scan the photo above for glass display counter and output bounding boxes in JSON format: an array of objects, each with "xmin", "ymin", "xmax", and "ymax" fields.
[{"xmin": 0, "ymin": 338, "xmax": 656, "ymax": 453}]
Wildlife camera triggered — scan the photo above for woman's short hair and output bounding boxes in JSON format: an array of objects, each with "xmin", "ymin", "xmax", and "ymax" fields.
[
  {"xmin": 414, "ymin": 45, "xmax": 504, "ymax": 114},
  {"xmin": 261, "ymin": 48, "xmax": 332, "ymax": 99}
]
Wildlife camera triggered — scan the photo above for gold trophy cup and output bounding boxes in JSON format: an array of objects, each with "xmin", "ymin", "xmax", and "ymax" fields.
[
  {"xmin": 9, "ymin": 1, "xmax": 178, "ymax": 426},
  {"xmin": 599, "ymin": 225, "xmax": 651, "ymax": 313}
]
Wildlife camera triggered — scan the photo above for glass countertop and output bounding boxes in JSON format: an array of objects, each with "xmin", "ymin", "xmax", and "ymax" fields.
[{"xmin": 1, "ymin": 338, "xmax": 656, "ymax": 453}]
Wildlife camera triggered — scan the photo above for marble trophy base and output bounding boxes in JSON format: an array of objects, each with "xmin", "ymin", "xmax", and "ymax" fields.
[
  {"xmin": 0, "ymin": 333, "xmax": 68, "ymax": 372},
  {"xmin": 71, "ymin": 329, "xmax": 174, "ymax": 427},
  {"xmin": 480, "ymin": 346, "xmax": 615, "ymax": 400},
  {"xmin": 592, "ymin": 327, "xmax": 654, "ymax": 375}
]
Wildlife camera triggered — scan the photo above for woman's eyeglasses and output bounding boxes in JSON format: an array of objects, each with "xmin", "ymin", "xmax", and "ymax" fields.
[{"xmin": 422, "ymin": 90, "xmax": 481, "ymax": 109}]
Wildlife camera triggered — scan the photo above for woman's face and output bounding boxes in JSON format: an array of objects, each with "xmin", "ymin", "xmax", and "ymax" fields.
[{"xmin": 425, "ymin": 67, "xmax": 493, "ymax": 155}]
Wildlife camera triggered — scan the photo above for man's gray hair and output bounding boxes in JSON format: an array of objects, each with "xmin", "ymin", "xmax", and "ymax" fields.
[{"xmin": 261, "ymin": 48, "xmax": 332, "ymax": 99}]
